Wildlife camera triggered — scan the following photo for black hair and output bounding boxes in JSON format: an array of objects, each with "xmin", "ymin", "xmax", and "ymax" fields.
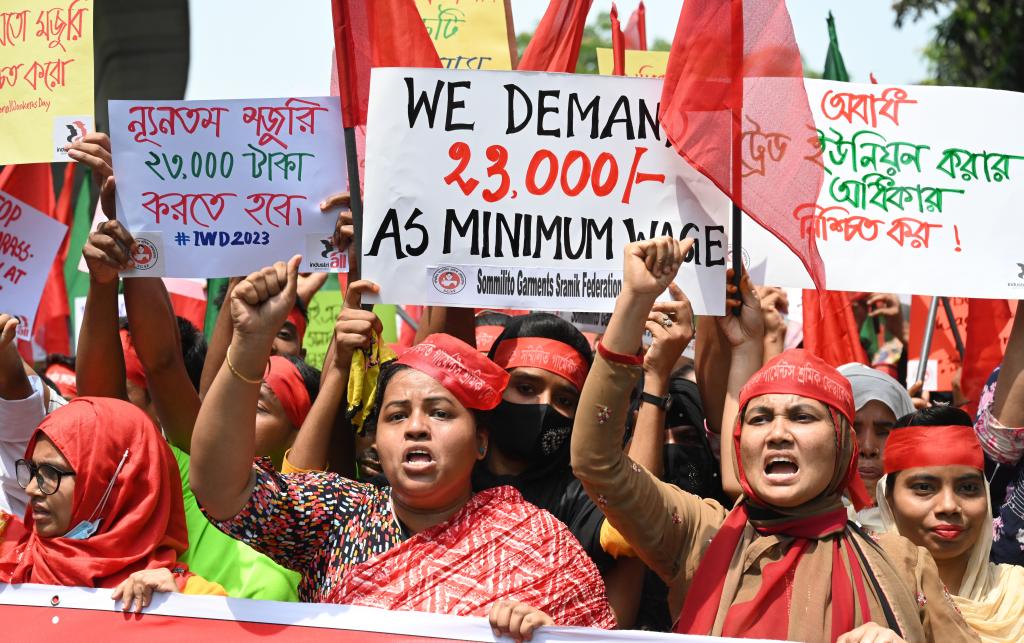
[
  {"xmin": 44, "ymin": 353, "xmax": 76, "ymax": 370},
  {"xmin": 38, "ymin": 373, "xmax": 59, "ymax": 394},
  {"xmin": 486, "ymin": 312, "xmax": 593, "ymax": 367},
  {"xmin": 886, "ymin": 406, "xmax": 974, "ymax": 495},
  {"xmin": 475, "ymin": 311, "xmax": 511, "ymax": 327},
  {"xmin": 119, "ymin": 316, "xmax": 208, "ymax": 392},
  {"xmin": 176, "ymin": 316, "xmax": 207, "ymax": 391},
  {"xmin": 894, "ymin": 406, "xmax": 973, "ymax": 429},
  {"xmin": 281, "ymin": 353, "xmax": 320, "ymax": 403}
]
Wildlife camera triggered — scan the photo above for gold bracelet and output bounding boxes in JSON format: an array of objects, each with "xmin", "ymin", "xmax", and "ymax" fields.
[{"xmin": 225, "ymin": 347, "xmax": 264, "ymax": 385}]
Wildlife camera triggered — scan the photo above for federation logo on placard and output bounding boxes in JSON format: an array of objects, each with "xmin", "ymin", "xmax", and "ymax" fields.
[
  {"xmin": 432, "ymin": 266, "xmax": 466, "ymax": 295},
  {"xmin": 15, "ymin": 315, "xmax": 30, "ymax": 342},
  {"xmin": 131, "ymin": 238, "xmax": 159, "ymax": 271},
  {"xmin": 1017, "ymin": 263, "xmax": 1024, "ymax": 279}
]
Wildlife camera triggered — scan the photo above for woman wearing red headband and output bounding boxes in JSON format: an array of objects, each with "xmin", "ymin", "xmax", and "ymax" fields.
[
  {"xmin": 568, "ymin": 236, "xmax": 977, "ymax": 642},
  {"xmin": 190, "ymin": 257, "xmax": 614, "ymax": 638},
  {"xmin": 877, "ymin": 408, "xmax": 1024, "ymax": 642}
]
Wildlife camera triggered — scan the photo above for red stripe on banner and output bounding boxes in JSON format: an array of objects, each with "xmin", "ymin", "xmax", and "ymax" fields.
[{"xmin": 2, "ymin": 603, "xmax": 466, "ymax": 642}]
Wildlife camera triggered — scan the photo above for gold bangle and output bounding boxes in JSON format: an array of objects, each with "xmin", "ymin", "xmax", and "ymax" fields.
[{"xmin": 225, "ymin": 347, "xmax": 264, "ymax": 385}]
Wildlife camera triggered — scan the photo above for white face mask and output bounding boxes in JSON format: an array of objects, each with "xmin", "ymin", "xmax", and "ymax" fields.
[{"xmin": 63, "ymin": 449, "xmax": 129, "ymax": 541}]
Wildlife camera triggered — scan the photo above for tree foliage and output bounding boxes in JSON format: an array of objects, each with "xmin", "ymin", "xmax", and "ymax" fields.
[{"xmin": 894, "ymin": 0, "xmax": 1024, "ymax": 91}]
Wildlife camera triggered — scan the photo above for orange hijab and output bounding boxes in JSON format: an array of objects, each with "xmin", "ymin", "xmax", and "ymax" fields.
[{"xmin": 0, "ymin": 397, "xmax": 189, "ymax": 588}]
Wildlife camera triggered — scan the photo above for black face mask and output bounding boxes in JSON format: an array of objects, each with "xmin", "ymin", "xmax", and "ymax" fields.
[
  {"xmin": 663, "ymin": 443, "xmax": 721, "ymax": 500},
  {"xmin": 489, "ymin": 400, "xmax": 573, "ymax": 465}
]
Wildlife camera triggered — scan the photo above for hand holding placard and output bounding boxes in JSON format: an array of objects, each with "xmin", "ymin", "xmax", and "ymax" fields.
[{"xmin": 110, "ymin": 97, "xmax": 348, "ymax": 278}]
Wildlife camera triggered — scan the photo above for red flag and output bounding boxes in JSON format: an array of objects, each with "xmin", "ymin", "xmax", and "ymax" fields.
[
  {"xmin": 962, "ymin": 299, "xmax": 1013, "ymax": 417},
  {"xmin": 659, "ymin": 0, "xmax": 826, "ymax": 290},
  {"xmin": 0, "ymin": 164, "xmax": 71, "ymax": 359},
  {"xmin": 518, "ymin": 0, "xmax": 593, "ymax": 72},
  {"xmin": 624, "ymin": 1, "xmax": 646, "ymax": 51},
  {"xmin": 609, "ymin": 4, "xmax": 625, "ymax": 76},
  {"xmin": 802, "ymin": 290, "xmax": 867, "ymax": 368},
  {"xmin": 330, "ymin": 0, "xmax": 441, "ymax": 128}
]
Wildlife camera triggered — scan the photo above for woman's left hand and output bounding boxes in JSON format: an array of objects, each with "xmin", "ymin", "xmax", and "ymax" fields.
[
  {"xmin": 644, "ymin": 282, "xmax": 694, "ymax": 382},
  {"xmin": 836, "ymin": 622, "xmax": 907, "ymax": 643},
  {"xmin": 488, "ymin": 599, "xmax": 554, "ymax": 642},
  {"xmin": 111, "ymin": 567, "xmax": 179, "ymax": 613}
]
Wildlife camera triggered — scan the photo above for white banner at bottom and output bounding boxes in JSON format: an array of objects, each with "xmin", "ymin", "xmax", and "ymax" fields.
[{"xmin": 0, "ymin": 583, "xmax": 783, "ymax": 642}]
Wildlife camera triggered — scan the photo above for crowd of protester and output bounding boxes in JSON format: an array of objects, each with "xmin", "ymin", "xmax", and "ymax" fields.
[{"xmin": 0, "ymin": 133, "xmax": 1020, "ymax": 642}]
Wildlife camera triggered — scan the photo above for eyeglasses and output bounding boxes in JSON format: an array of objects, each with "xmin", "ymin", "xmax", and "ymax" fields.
[{"xmin": 15, "ymin": 459, "xmax": 75, "ymax": 496}]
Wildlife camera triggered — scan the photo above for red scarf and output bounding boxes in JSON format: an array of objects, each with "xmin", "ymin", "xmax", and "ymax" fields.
[
  {"xmin": 675, "ymin": 350, "xmax": 873, "ymax": 640},
  {"xmin": 0, "ymin": 398, "xmax": 190, "ymax": 588},
  {"xmin": 333, "ymin": 486, "xmax": 616, "ymax": 629}
]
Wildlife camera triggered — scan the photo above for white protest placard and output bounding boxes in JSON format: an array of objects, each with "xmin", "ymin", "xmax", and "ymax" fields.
[
  {"xmin": 362, "ymin": 69, "xmax": 730, "ymax": 314},
  {"xmin": 0, "ymin": 190, "xmax": 67, "ymax": 333},
  {"xmin": 109, "ymin": 97, "xmax": 349, "ymax": 278},
  {"xmin": 740, "ymin": 79, "xmax": 1024, "ymax": 297}
]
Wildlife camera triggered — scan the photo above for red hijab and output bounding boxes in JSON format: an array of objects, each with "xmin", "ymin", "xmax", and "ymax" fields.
[{"xmin": 0, "ymin": 397, "xmax": 189, "ymax": 588}]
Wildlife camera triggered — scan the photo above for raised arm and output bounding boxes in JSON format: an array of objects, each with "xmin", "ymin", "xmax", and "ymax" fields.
[
  {"xmin": 571, "ymin": 237, "xmax": 727, "ymax": 602},
  {"xmin": 715, "ymin": 269, "xmax": 765, "ymax": 501},
  {"xmin": 123, "ymin": 270, "xmax": 202, "ymax": 450},
  {"xmin": 199, "ymin": 277, "xmax": 240, "ymax": 399},
  {"xmin": 286, "ymin": 280, "xmax": 382, "ymax": 475},
  {"xmin": 413, "ymin": 306, "xmax": 476, "ymax": 347},
  {"xmin": 76, "ymin": 220, "xmax": 129, "ymax": 400},
  {"xmin": 190, "ymin": 256, "xmax": 301, "ymax": 521},
  {"xmin": 0, "ymin": 316, "xmax": 31, "ymax": 401},
  {"xmin": 993, "ymin": 307, "xmax": 1024, "ymax": 428},
  {"xmin": 629, "ymin": 283, "xmax": 694, "ymax": 476}
]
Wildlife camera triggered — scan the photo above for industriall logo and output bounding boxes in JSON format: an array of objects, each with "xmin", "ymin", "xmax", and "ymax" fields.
[
  {"xmin": 131, "ymin": 239, "xmax": 159, "ymax": 271},
  {"xmin": 1008, "ymin": 262, "xmax": 1024, "ymax": 289},
  {"xmin": 432, "ymin": 266, "xmax": 466, "ymax": 295}
]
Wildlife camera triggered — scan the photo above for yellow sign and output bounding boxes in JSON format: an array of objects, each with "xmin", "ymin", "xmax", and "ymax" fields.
[
  {"xmin": 416, "ymin": 0, "xmax": 513, "ymax": 71},
  {"xmin": 596, "ymin": 48, "xmax": 669, "ymax": 79},
  {"xmin": 0, "ymin": 0, "xmax": 95, "ymax": 164}
]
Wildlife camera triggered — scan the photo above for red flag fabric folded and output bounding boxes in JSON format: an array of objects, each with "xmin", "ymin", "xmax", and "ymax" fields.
[
  {"xmin": 624, "ymin": 1, "xmax": 646, "ymax": 51},
  {"xmin": 0, "ymin": 164, "xmax": 71, "ymax": 359},
  {"xmin": 331, "ymin": 0, "xmax": 441, "ymax": 128},
  {"xmin": 962, "ymin": 298, "xmax": 1013, "ymax": 417},
  {"xmin": 610, "ymin": 4, "xmax": 625, "ymax": 76},
  {"xmin": 802, "ymin": 289, "xmax": 868, "ymax": 368},
  {"xmin": 518, "ymin": 0, "xmax": 593, "ymax": 72},
  {"xmin": 659, "ymin": 0, "xmax": 826, "ymax": 290}
]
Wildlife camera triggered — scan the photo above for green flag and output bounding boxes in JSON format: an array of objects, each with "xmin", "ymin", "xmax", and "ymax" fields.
[
  {"xmin": 822, "ymin": 12, "xmax": 849, "ymax": 83},
  {"xmin": 822, "ymin": 12, "xmax": 881, "ymax": 356},
  {"xmin": 64, "ymin": 171, "xmax": 93, "ymax": 348}
]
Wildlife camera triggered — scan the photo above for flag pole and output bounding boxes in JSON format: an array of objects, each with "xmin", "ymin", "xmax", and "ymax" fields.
[
  {"xmin": 343, "ymin": 126, "xmax": 363, "ymax": 282},
  {"xmin": 730, "ymin": 0, "xmax": 744, "ymax": 316},
  {"xmin": 915, "ymin": 296, "xmax": 940, "ymax": 384},
  {"xmin": 940, "ymin": 296, "xmax": 965, "ymax": 360}
]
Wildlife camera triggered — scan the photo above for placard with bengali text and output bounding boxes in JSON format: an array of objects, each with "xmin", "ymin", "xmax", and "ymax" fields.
[
  {"xmin": 0, "ymin": 0, "xmax": 94, "ymax": 164},
  {"xmin": 109, "ymin": 97, "xmax": 349, "ymax": 278}
]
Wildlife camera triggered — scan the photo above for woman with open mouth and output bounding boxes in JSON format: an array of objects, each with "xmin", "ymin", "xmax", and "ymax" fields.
[
  {"xmin": 567, "ymin": 235, "xmax": 978, "ymax": 642},
  {"xmin": 190, "ymin": 257, "xmax": 615, "ymax": 640},
  {"xmin": 876, "ymin": 407, "xmax": 1024, "ymax": 642}
]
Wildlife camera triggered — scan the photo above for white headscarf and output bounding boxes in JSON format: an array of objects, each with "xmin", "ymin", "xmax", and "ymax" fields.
[
  {"xmin": 837, "ymin": 363, "xmax": 915, "ymax": 419},
  {"xmin": 877, "ymin": 472, "xmax": 1024, "ymax": 642}
]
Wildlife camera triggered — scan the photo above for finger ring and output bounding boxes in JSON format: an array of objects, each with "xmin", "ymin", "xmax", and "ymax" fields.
[{"xmin": 659, "ymin": 314, "xmax": 674, "ymax": 328}]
